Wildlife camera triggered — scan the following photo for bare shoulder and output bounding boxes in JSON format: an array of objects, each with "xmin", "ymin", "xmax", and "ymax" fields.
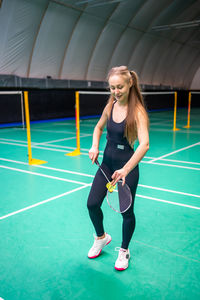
[
  {"xmin": 104, "ymin": 102, "xmax": 112, "ymax": 113},
  {"xmin": 136, "ymin": 105, "xmax": 149, "ymax": 125},
  {"xmin": 96, "ymin": 103, "xmax": 110, "ymax": 130}
]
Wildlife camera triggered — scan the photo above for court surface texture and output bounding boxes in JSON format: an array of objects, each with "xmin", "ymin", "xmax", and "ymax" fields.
[{"xmin": 0, "ymin": 108, "xmax": 199, "ymax": 300}]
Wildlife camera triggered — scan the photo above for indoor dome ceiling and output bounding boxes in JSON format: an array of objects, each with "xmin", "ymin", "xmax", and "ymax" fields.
[{"xmin": 0, "ymin": 0, "xmax": 200, "ymax": 89}]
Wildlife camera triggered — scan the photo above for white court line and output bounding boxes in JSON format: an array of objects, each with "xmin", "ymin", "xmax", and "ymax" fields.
[
  {"xmin": 136, "ymin": 155, "xmax": 200, "ymax": 166},
  {"xmin": 0, "ymin": 158, "xmax": 199, "ymax": 199},
  {"xmin": 0, "ymin": 140, "xmax": 200, "ymax": 170},
  {"xmin": 0, "ymin": 140, "xmax": 98, "ymax": 157},
  {"xmin": 139, "ymin": 184, "xmax": 200, "ymax": 198},
  {"xmin": 40, "ymin": 137, "xmax": 78, "ymax": 143},
  {"xmin": 0, "ymin": 127, "xmax": 21, "ymax": 132},
  {"xmin": 1, "ymin": 160, "xmax": 199, "ymax": 212},
  {"xmin": 149, "ymin": 142, "xmax": 200, "ymax": 163},
  {"xmin": 157, "ymin": 158, "xmax": 200, "ymax": 166},
  {"xmin": 33, "ymin": 143, "xmax": 103, "ymax": 153},
  {"xmin": 0, "ymin": 188, "xmax": 199, "ymax": 222},
  {"xmin": 136, "ymin": 194, "xmax": 200, "ymax": 210},
  {"xmin": 143, "ymin": 160, "xmax": 200, "ymax": 171},
  {"xmin": 53, "ymin": 123, "xmax": 76, "ymax": 126},
  {"xmin": 0, "ymin": 135, "xmax": 92, "ymax": 146},
  {"xmin": 134, "ymin": 240, "xmax": 200, "ymax": 263},
  {"xmin": 0, "ymin": 165, "xmax": 89, "ymax": 186},
  {"xmin": 36, "ymin": 134, "xmax": 92, "ymax": 145},
  {"xmin": 0, "ymin": 158, "xmax": 94, "ymax": 178},
  {"xmin": 150, "ymin": 123, "xmax": 172, "ymax": 127},
  {"xmin": 15, "ymin": 128, "xmax": 76, "ymax": 134},
  {"xmin": 0, "ymin": 185, "xmax": 90, "ymax": 221},
  {"xmin": 150, "ymin": 128, "xmax": 200, "ymax": 134},
  {"xmin": 34, "ymin": 143, "xmax": 81, "ymax": 151},
  {"xmin": 78, "ymin": 124, "xmax": 97, "ymax": 127},
  {"xmin": 0, "ymin": 138, "xmax": 76, "ymax": 149},
  {"xmin": 0, "ymin": 138, "xmax": 27, "ymax": 143},
  {"xmin": 0, "ymin": 141, "xmax": 74, "ymax": 153}
]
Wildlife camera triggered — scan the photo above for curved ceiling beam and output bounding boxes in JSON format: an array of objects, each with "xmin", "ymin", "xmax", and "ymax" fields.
[
  {"xmin": 58, "ymin": 6, "xmax": 85, "ymax": 78},
  {"xmin": 180, "ymin": 49, "xmax": 200, "ymax": 89},
  {"xmin": 60, "ymin": 6, "xmax": 116, "ymax": 80},
  {"xmin": 106, "ymin": 0, "xmax": 146, "ymax": 72},
  {"xmin": 27, "ymin": 0, "xmax": 50, "ymax": 77},
  {"xmin": 190, "ymin": 65, "xmax": 200, "ymax": 89},
  {"xmin": 127, "ymin": 0, "xmax": 172, "ymax": 77},
  {"xmin": 84, "ymin": 3, "xmax": 120, "ymax": 80},
  {"xmin": 139, "ymin": 0, "xmax": 199, "ymax": 86}
]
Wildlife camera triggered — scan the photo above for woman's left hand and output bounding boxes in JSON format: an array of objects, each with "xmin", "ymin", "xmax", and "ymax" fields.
[{"xmin": 111, "ymin": 168, "xmax": 128, "ymax": 186}]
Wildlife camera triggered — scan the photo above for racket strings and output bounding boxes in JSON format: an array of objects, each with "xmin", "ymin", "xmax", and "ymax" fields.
[
  {"xmin": 118, "ymin": 184, "xmax": 132, "ymax": 212},
  {"xmin": 95, "ymin": 160, "xmax": 132, "ymax": 214},
  {"xmin": 107, "ymin": 181, "xmax": 132, "ymax": 213}
]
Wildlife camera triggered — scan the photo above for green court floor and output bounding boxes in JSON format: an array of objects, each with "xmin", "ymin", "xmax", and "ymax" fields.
[{"xmin": 0, "ymin": 108, "xmax": 200, "ymax": 300}]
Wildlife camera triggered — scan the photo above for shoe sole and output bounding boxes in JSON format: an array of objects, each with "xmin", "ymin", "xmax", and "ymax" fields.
[
  {"xmin": 88, "ymin": 238, "xmax": 112, "ymax": 259},
  {"xmin": 114, "ymin": 254, "xmax": 130, "ymax": 271},
  {"xmin": 114, "ymin": 266, "xmax": 128, "ymax": 271}
]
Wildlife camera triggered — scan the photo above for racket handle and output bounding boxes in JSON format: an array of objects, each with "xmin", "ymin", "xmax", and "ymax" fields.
[
  {"xmin": 95, "ymin": 159, "xmax": 100, "ymax": 166},
  {"xmin": 94, "ymin": 159, "xmax": 114, "ymax": 188}
]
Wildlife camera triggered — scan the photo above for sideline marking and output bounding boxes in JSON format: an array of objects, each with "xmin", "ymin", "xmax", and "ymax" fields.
[
  {"xmin": 143, "ymin": 160, "xmax": 200, "ymax": 171},
  {"xmin": 0, "ymin": 158, "xmax": 199, "ymax": 198},
  {"xmin": 149, "ymin": 142, "xmax": 200, "ymax": 163},
  {"xmin": 0, "ymin": 185, "xmax": 90, "ymax": 221},
  {"xmin": 135, "ymin": 240, "xmax": 200, "ymax": 263},
  {"xmin": 136, "ymin": 194, "xmax": 200, "ymax": 210},
  {"xmin": 35, "ymin": 134, "xmax": 92, "ymax": 145},
  {"xmin": 0, "ymin": 157, "xmax": 94, "ymax": 177},
  {"xmin": 0, "ymin": 140, "xmax": 200, "ymax": 170},
  {"xmin": 0, "ymin": 165, "xmax": 88, "ymax": 186},
  {"xmin": 139, "ymin": 184, "xmax": 200, "ymax": 198}
]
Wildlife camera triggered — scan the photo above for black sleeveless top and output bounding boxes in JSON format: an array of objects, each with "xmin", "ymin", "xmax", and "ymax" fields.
[{"xmin": 106, "ymin": 101, "xmax": 131, "ymax": 149}]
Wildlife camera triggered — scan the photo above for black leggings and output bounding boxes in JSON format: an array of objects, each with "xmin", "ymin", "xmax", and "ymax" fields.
[{"xmin": 87, "ymin": 142, "xmax": 139, "ymax": 249}]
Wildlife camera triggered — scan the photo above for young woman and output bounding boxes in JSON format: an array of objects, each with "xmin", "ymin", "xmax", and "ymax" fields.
[{"xmin": 87, "ymin": 66, "xmax": 149, "ymax": 271}]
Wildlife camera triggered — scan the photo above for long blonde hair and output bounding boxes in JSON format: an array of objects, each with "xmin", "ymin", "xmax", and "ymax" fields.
[{"xmin": 107, "ymin": 66, "xmax": 149, "ymax": 146}]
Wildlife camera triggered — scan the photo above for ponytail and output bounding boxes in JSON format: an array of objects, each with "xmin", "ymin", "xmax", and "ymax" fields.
[{"xmin": 107, "ymin": 66, "xmax": 149, "ymax": 146}]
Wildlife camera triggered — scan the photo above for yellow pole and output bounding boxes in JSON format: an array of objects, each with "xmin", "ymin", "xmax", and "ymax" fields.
[
  {"xmin": 75, "ymin": 91, "xmax": 81, "ymax": 152},
  {"xmin": 184, "ymin": 92, "xmax": 191, "ymax": 128},
  {"xmin": 66, "ymin": 91, "xmax": 81, "ymax": 156},
  {"xmin": 173, "ymin": 92, "xmax": 180, "ymax": 131},
  {"xmin": 24, "ymin": 91, "xmax": 47, "ymax": 165},
  {"xmin": 24, "ymin": 91, "xmax": 32, "ymax": 164}
]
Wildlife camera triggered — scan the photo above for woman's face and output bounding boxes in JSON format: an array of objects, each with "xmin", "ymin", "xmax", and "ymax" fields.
[{"xmin": 109, "ymin": 75, "xmax": 132, "ymax": 104}]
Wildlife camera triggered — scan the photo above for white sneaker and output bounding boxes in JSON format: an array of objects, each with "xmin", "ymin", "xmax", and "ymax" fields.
[
  {"xmin": 88, "ymin": 233, "xmax": 112, "ymax": 259},
  {"xmin": 114, "ymin": 247, "xmax": 130, "ymax": 271}
]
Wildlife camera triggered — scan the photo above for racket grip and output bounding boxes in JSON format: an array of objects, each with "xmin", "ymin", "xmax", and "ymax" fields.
[{"xmin": 95, "ymin": 159, "xmax": 100, "ymax": 166}]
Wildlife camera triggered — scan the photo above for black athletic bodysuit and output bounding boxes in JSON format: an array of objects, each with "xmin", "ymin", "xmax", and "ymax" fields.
[{"xmin": 87, "ymin": 101, "xmax": 139, "ymax": 249}]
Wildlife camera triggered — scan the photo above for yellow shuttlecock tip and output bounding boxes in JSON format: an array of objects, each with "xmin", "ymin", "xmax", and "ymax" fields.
[{"xmin": 106, "ymin": 182, "xmax": 116, "ymax": 193}]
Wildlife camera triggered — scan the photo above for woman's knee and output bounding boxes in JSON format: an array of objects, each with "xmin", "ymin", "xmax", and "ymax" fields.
[
  {"xmin": 122, "ymin": 209, "xmax": 135, "ymax": 221},
  {"xmin": 87, "ymin": 199, "xmax": 100, "ymax": 211}
]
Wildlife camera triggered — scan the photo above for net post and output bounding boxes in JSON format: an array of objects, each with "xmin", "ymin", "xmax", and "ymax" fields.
[
  {"xmin": 183, "ymin": 92, "xmax": 191, "ymax": 128},
  {"xmin": 173, "ymin": 92, "xmax": 180, "ymax": 131},
  {"xmin": 20, "ymin": 92, "xmax": 25, "ymax": 129},
  {"xmin": 66, "ymin": 91, "xmax": 81, "ymax": 156},
  {"xmin": 24, "ymin": 91, "xmax": 47, "ymax": 165},
  {"xmin": 0, "ymin": 91, "xmax": 25, "ymax": 128},
  {"xmin": 24, "ymin": 91, "xmax": 32, "ymax": 164}
]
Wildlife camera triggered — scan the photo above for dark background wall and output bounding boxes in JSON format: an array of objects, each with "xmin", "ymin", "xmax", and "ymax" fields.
[{"xmin": 0, "ymin": 89, "xmax": 198, "ymax": 125}]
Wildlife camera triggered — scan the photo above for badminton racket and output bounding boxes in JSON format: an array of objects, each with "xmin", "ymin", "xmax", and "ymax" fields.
[{"xmin": 95, "ymin": 160, "xmax": 132, "ymax": 213}]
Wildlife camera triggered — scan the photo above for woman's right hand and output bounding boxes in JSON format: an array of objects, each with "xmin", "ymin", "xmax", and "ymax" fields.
[{"xmin": 89, "ymin": 146, "xmax": 99, "ymax": 164}]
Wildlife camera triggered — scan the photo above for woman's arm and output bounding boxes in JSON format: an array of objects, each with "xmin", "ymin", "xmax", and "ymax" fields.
[
  {"xmin": 111, "ymin": 109, "xmax": 149, "ymax": 185},
  {"xmin": 89, "ymin": 105, "xmax": 109, "ymax": 164}
]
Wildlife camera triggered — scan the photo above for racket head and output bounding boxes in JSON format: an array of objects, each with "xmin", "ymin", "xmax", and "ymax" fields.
[{"xmin": 106, "ymin": 180, "xmax": 132, "ymax": 213}]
